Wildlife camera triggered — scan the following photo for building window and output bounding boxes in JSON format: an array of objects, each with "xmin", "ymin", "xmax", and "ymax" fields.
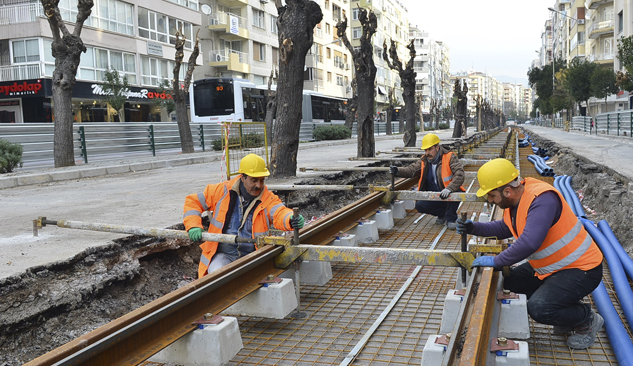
[
  {"xmin": 138, "ymin": 8, "xmax": 193, "ymax": 49},
  {"xmin": 89, "ymin": 0, "xmax": 134, "ymax": 36},
  {"xmin": 12, "ymin": 39, "xmax": 39, "ymax": 63},
  {"xmin": 336, "ymin": 74, "xmax": 343, "ymax": 86},
  {"xmin": 272, "ymin": 47, "xmax": 278, "ymax": 65},
  {"xmin": 169, "ymin": 19, "xmax": 193, "ymax": 49},
  {"xmin": 352, "ymin": 8, "xmax": 359, "ymax": 20},
  {"xmin": 253, "ymin": 42, "xmax": 265, "ymax": 61},
  {"xmin": 252, "ymin": 9, "xmax": 265, "ymax": 28},
  {"xmin": 140, "ymin": 56, "xmax": 185, "ymax": 86},
  {"xmin": 271, "ymin": 15, "xmax": 278, "ymax": 34},
  {"xmin": 327, "ymin": 72, "xmax": 332, "ymax": 82},
  {"xmin": 352, "ymin": 27, "xmax": 361, "ymax": 39},
  {"xmin": 324, "ymin": 0, "xmax": 329, "ymax": 10},
  {"xmin": 332, "ymin": 4, "xmax": 341, "ymax": 22},
  {"xmin": 618, "ymin": 11, "xmax": 623, "ymax": 33},
  {"xmin": 167, "ymin": 0, "xmax": 199, "ymax": 11},
  {"xmin": 326, "ymin": 47, "xmax": 331, "ymax": 59},
  {"xmin": 326, "ymin": 23, "xmax": 331, "ymax": 35}
]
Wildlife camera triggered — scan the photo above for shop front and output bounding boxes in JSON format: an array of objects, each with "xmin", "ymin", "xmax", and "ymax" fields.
[{"xmin": 0, "ymin": 78, "xmax": 176, "ymax": 123}]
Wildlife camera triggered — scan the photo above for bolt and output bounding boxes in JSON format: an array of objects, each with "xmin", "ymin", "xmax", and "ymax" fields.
[
  {"xmin": 445, "ymin": 333, "xmax": 452, "ymax": 340},
  {"xmin": 497, "ymin": 337, "xmax": 508, "ymax": 346},
  {"xmin": 267, "ymin": 275, "xmax": 275, "ymax": 281},
  {"xmin": 503, "ymin": 289, "xmax": 511, "ymax": 296},
  {"xmin": 204, "ymin": 313, "xmax": 213, "ymax": 320}
]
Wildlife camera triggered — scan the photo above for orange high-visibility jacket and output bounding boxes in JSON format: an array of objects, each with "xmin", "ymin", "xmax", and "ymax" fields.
[
  {"xmin": 418, "ymin": 151, "xmax": 466, "ymax": 192},
  {"xmin": 183, "ymin": 176, "xmax": 294, "ymax": 278},
  {"xmin": 503, "ymin": 178, "xmax": 603, "ymax": 280}
]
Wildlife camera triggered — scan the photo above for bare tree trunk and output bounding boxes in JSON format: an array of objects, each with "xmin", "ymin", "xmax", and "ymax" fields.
[
  {"xmin": 337, "ymin": 10, "xmax": 377, "ymax": 157},
  {"xmin": 265, "ymin": 69, "xmax": 277, "ymax": 145},
  {"xmin": 42, "ymin": 0, "xmax": 93, "ymax": 167},
  {"xmin": 271, "ymin": 0, "xmax": 322, "ymax": 176},
  {"xmin": 383, "ymin": 39, "xmax": 417, "ymax": 147},
  {"xmin": 344, "ymin": 79, "xmax": 357, "ymax": 131},
  {"xmin": 172, "ymin": 29, "xmax": 200, "ymax": 154}
]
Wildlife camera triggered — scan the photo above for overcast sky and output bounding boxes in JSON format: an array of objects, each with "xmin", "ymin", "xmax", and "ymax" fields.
[{"xmin": 403, "ymin": 0, "xmax": 554, "ymax": 86}]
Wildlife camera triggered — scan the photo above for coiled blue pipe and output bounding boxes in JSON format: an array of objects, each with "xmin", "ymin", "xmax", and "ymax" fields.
[
  {"xmin": 598, "ymin": 220, "xmax": 633, "ymax": 281},
  {"xmin": 555, "ymin": 175, "xmax": 576, "ymax": 215},
  {"xmin": 562, "ymin": 175, "xmax": 586, "ymax": 218},
  {"xmin": 592, "ymin": 282, "xmax": 633, "ymax": 366},
  {"xmin": 527, "ymin": 155, "xmax": 554, "ymax": 176},
  {"xmin": 582, "ymin": 219, "xmax": 633, "ymax": 330}
]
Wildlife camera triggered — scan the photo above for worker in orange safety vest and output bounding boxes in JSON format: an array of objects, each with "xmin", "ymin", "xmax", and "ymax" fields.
[
  {"xmin": 183, "ymin": 154, "xmax": 304, "ymax": 278},
  {"xmin": 456, "ymin": 158, "xmax": 604, "ymax": 350}
]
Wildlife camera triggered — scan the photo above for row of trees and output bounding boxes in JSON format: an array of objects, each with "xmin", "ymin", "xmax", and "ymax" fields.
[{"xmin": 529, "ymin": 35, "xmax": 633, "ymax": 118}]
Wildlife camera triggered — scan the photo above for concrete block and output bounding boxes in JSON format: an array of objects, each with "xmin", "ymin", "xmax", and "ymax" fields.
[
  {"xmin": 223, "ymin": 278, "xmax": 297, "ymax": 319},
  {"xmin": 498, "ymin": 293, "xmax": 530, "ymax": 339},
  {"xmin": 478, "ymin": 212, "xmax": 491, "ymax": 223},
  {"xmin": 0, "ymin": 177, "xmax": 18, "ymax": 189},
  {"xmin": 350, "ymin": 220, "xmax": 379, "ymax": 243},
  {"xmin": 80, "ymin": 167, "xmax": 107, "ymax": 178},
  {"xmin": 105, "ymin": 165, "xmax": 131, "ymax": 175},
  {"xmin": 372, "ymin": 209, "xmax": 394, "ymax": 230},
  {"xmin": 150, "ymin": 316, "xmax": 243, "ymax": 366},
  {"xmin": 494, "ymin": 340, "xmax": 530, "ymax": 366},
  {"xmin": 420, "ymin": 335, "xmax": 447, "ymax": 366},
  {"xmin": 391, "ymin": 200, "xmax": 406, "ymax": 219},
  {"xmin": 50, "ymin": 170, "xmax": 82, "ymax": 182},
  {"xmin": 17, "ymin": 174, "xmax": 52, "ymax": 186},
  {"xmin": 404, "ymin": 199, "xmax": 416, "ymax": 210},
  {"xmin": 440, "ymin": 289, "xmax": 465, "ymax": 334},
  {"xmin": 298, "ymin": 260, "xmax": 332, "ymax": 286},
  {"xmin": 129, "ymin": 162, "xmax": 153, "ymax": 172},
  {"xmin": 333, "ymin": 233, "xmax": 357, "ymax": 247}
]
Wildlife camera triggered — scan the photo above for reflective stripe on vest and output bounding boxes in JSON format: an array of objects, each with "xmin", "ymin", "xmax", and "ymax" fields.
[
  {"xmin": 209, "ymin": 186, "xmax": 229, "ymax": 230},
  {"xmin": 197, "ymin": 192, "xmax": 209, "ymax": 211},
  {"xmin": 183, "ymin": 209, "xmax": 201, "ymax": 219},
  {"xmin": 531, "ymin": 227, "xmax": 593, "ymax": 275},
  {"xmin": 199, "ymin": 253, "xmax": 210, "ymax": 267}
]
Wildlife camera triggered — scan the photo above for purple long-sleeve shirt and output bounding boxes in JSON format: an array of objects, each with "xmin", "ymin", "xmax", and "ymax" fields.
[{"xmin": 471, "ymin": 191, "xmax": 563, "ymax": 267}]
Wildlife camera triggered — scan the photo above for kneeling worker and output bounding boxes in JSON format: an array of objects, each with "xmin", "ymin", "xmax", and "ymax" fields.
[
  {"xmin": 183, "ymin": 153, "xmax": 305, "ymax": 278},
  {"xmin": 457, "ymin": 158, "xmax": 604, "ymax": 349},
  {"xmin": 390, "ymin": 133, "xmax": 465, "ymax": 229}
]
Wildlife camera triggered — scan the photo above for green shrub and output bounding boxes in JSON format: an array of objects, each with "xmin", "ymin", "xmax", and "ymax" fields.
[
  {"xmin": 312, "ymin": 125, "xmax": 352, "ymax": 141},
  {"xmin": 439, "ymin": 123, "xmax": 450, "ymax": 130},
  {"xmin": 0, "ymin": 139, "xmax": 23, "ymax": 173},
  {"xmin": 415, "ymin": 125, "xmax": 420, "ymax": 132},
  {"xmin": 211, "ymin": 133, "xmax": 265, "ymax": 151}
]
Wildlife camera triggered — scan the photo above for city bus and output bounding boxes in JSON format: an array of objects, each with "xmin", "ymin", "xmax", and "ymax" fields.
[{"xmin": 189, "ymin": 77, "xmax": 347, "ymax": 124}]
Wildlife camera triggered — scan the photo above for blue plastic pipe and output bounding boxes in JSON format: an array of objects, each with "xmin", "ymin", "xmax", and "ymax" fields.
[
  {"xmin": 582, "ymin": 219, "xmax": 633, "ymax": 330},
  {"xmin": 592, "ymin": 281, "xmax": 633, "ymax": 366},
  {"xmin": 598, "ymin": 220, "xmax": 633, "ymax": 281},
  {"xmin": 562, "ymin": 175, "xmax": 586, "ymax": 218},
  {"xmin": 556, "ymin": 175, "xmax": 577, "ymax": 216}
]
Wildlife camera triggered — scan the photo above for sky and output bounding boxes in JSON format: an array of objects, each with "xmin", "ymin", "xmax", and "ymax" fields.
[{"xmin": 403, "ymin": 0, "xmax": 554, "ymax": 86}]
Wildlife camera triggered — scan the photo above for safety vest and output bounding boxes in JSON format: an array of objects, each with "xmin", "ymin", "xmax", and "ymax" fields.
[
  {"xmin": 418, "ymin": 151, "xmax": 465, "ymax": 192},
  {"xmin": 503, "ymin": 178, "xmax": 603, "ymax": 280},
  {"xmin": 183, "ymin": 176, "xmax": 294, "ymax": 278}
]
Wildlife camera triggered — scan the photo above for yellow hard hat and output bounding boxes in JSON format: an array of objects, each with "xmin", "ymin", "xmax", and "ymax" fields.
[
  {"xmin": 476, "ymin": 158, "xmax": 519, "ymax": 197},
  {"xmin": 421, "ymin": 133, "xmax": 441, "ymax": 150},
  {"xmin": 238, "ymin": 154, "xmax": 270, "ymax": 177}
]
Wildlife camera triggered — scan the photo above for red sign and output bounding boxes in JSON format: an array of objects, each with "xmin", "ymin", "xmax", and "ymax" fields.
[{"xmin": 0, "ymin": 81, "xmax": 43, "ymax": 97}]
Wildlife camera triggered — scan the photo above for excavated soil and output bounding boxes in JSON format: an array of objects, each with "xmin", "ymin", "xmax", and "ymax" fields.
[{"xmin": 2, "ymin": 134, "xmax": 633, "ymax": 365}]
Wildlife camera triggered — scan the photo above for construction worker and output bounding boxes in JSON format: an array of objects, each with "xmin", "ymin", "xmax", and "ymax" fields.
[
  {"xmin": 389, "ymin": 133, "xmax": 465, "ymax": 229},
  {"xmin": 183, "ymin": 153, "xmax": 305, "ymax": 278},
  {"xmin": 456, "ymin": 158, "xmax": 604, "ymax": 349}
]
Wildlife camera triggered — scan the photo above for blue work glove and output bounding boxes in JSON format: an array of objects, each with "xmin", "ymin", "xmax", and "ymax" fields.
[
  {"xmin": 455, "ymin": 218, "xmax": 474, "ymax": 235},
  {"xmin": 188, "ymin": 227, "xmax": 203, "ymax": 241},
  {"xmin": 389, "ymin": 166, "xmax": 398, "ymax": 176},
  {"xmin": 290, "ymin": 215, "xmax": 305, "ymax": 229},
  {"xmin": 472, "ymin": 256, "xmax": 496, "ymax": 268},
  {"xmin": 439, "ymin": 188, "xmax": 451, "ymax": 199}
]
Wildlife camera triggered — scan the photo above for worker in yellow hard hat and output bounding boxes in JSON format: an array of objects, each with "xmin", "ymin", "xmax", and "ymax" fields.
[
  {"xmin": 389, "ymin": 133, "xmax": 465, "ymax": 229},
  {"xmin": 183, "ymin": 154, "xmax": 304, "ymax": 278},
  {"xmin": 456, "ymin": 158, "xmax": 604, "ymax": 349}
]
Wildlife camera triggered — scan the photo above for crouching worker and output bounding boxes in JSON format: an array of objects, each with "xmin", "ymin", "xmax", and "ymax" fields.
[
  {"xmin": 390, "ymin": 133, "xmax": 465, "ymax": 229},
  {"xmin": 457, "ymin": 158, "xmax": 604, "ymax": 349},
  {"xmin": 183, "ymin": 153, "xmax": 305, "ymax": 278}
]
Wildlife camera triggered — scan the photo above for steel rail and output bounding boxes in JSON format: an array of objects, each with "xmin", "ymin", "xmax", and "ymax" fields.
[{"xmin": 23, "ymin": 245, "xmax": 284, "ymax": 366}]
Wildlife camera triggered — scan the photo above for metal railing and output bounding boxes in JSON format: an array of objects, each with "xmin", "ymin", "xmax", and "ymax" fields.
[
  {"xmin": 0, "ymin": 63, "xmax": 43, "ymax": 82},
  {"xmin": 0, "ymin": 121, "xmax": 409, "ymax": 170},
  {"xmin": 0, "ymin": 3, "xmax": 43, "ymax": 25}
]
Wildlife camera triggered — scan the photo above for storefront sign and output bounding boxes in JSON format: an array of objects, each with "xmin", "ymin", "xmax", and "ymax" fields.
[
  {"xmin": 0, "ymin": 100, "xmax": 20, "ymax": 107},
  {"xmin": 70, "ymin": 81, "xmax": 175, "ymax": 102},
  {"xmin": 0, "ymin": 80, "xmax": 47, "ymax": 98},
  {"xmin": 147, "ymin": 41, "xmax": 163, "ymax": 57}
]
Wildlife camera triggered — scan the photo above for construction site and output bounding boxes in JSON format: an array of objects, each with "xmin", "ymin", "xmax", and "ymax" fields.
[{"xmin": 1, "ymin": 126, "xmax": 633, "ymax": 366}]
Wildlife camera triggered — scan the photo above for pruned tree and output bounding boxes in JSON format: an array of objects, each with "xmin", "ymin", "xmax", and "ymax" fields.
[
  {"xmin": 337, "ymin": 8, "xmax": 377, "ymax": 157},
  {"xmin": 41, "ymin": 0, "xmax": 93, "ymax": 167},
  {"xmin": 102, "ymin": 68, "xmax": 129, "ymax": 122},
  {"xmin": 172, "ymin": 28, "xmax": 200, "ymax": 154},
  {"xmin": 265, "ymin": 68, "xmax": 278, "ymax": 145},
  {"xmin": 344, "ymin": 78, "xmax": 357, "ymax": 131},
  {"xmin": 383, "ymin": 39, "xmax": 417, "ymax": 147},
  {"xmin": 474, "ymin": 94, "xmax": 483, "ymax": 131},
  {"xmin": 271, "ymin": 0, "xmax": 322, "ymax": 176},
  {"xmin": 452, "ymin": 79, "xmax": 468, "ymax": 138},
  {"xmin": 385, "ymin": 87, "xmax": 397, "ymax": 135},
  {"xmin": 414, "ymin": 93, "xmax": 424, "ymax": 132}
]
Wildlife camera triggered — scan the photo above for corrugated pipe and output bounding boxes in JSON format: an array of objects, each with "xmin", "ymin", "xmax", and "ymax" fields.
[
  {"xmin": 582, "ymin": 219, "xmax": 633, "ymax": 330},
  {"xmin": 560, "ymin": 175, "xmax": 586, "ymax": 218},
  {"xmin": 592, "ymin": 281, "xmax": 633, "ymax": 366},
  {"xmin": 527, "ymin": 155, "xmax": 554, "ymax": 176},
  {"xmin": 598, "ymin": 220, "xmax": 633, "ymax": 282}
]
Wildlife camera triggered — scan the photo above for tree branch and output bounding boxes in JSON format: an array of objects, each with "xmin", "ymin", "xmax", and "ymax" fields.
[
  {"xmin": 73, "ymin": 0, "xmax": 94, "ymax": 37},
  {"xmin": 183, "ymin": 29, "xmax": 201, "ymax": 92}
]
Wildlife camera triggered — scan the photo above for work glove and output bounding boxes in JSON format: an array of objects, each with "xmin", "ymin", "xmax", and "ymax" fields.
[
  {"xmin": 472, "ymin": 256, "xmax": 496, "ymax": 268},
  {"xmin": 439, "ymin": 188, "xmax": 452, "ymax": 199},
  {"xmin": 188, "ymin": 227, "xmax": 203, "ymax": 242},
  {"xmin": 290, "ymin": 215, "xmax": 305, "ymax": 229},
  {"xmin": 455, "ymin": 218, "xmax": 474, "ymax": 235},
  {"xmin": 389, "ymin": 166, "xmax": 398, "ymax": 176}
]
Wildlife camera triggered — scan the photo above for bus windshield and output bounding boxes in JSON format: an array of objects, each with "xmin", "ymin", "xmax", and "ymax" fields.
[{"xmin": 193, "ymin": 80, "xmax": 235, "ymax": 117}]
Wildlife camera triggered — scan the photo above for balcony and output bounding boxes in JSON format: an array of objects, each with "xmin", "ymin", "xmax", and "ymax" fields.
[
  {"xmin": 587, "ymin": 0, "xmax": 613, "ymax": 9},
  {"xmin": 209, "ymin": 50, "xmax": 250, "ymax": 73},
  {"xmin": 0, "ymin": 3, "xmax": 43, "ymax": 25},
  {"xmin": 208, "ymin": 13, "xmax": 249, "ymax": 40},
  {"xmin": 588, "ymin": 52, "xmax": 614, "ymax": 64},
  {"xmin": 0, "ymin": 63, "xmax": 43, "ymax": 82},
  {"xmin": 214, "ymin": 0, "xmax": 248, "ymax": 6},
  {"xmin": 588, "ymin": 19, "xmax": 614, "ymax": 39}
]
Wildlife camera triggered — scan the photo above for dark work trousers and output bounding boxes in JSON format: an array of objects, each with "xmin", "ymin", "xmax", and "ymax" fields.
[
  {"xmin": 503, "ymin": 262, "xmax": 603, "ymax": 327},
  {"xmin": 415, "ymin": 199, "xmax": 460, "ymax": 223}
]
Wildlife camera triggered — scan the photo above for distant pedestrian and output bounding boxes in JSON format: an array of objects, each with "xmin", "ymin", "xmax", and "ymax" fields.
[{"xmin": 590, "ymin": 119, "xmax": 594, "ymax": 134}]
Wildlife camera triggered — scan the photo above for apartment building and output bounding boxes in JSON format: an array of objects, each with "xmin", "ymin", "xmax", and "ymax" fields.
[
  {"xmin": 451, "ymin": 71, "xmax": 506, "ymax": 121},
  {"xmin": 352, "ymin": 0, "xmax": 409, "ymax": 116},
  {"xmin": 0, "ymin": 0, "xmax": 201, "ymax": 123}
]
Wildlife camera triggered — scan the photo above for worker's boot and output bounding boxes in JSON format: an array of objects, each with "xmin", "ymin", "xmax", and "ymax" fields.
[
  {"xmin": 552, "ymin": 325, "xmax": 573, "ymax": 334},
  {"xmin": 567, "ymin": 309, "xmax": 604, "ymax": 349}
]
